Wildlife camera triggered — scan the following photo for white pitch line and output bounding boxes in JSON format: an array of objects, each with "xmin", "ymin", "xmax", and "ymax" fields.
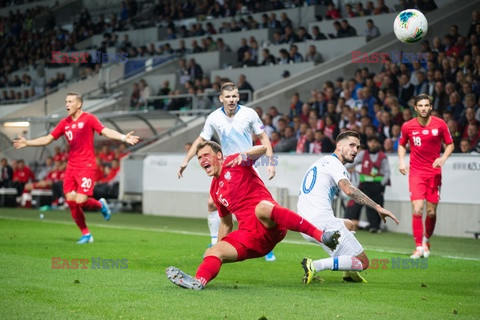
[{"xmin": 2, "ymin": 215, "xmax": 480, "ymax": 261}]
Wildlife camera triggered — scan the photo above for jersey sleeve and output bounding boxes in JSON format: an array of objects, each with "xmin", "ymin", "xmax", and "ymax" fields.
[
  {"xmin": 399, "ymin": 122, "xmax": 409, "ymax": 147},
  {"xmin": 330, "ymin": 159, "xmax": 350, "ymax": 185},
  {"xmin": 251, "ymin": 109, "xmax": 265, "ymax": 136},
  {"xmin": 50, "ymin": 118, "xmax": 66, "ymax": 140},
  {"xmin": 89, "ymin": 114, "xmax": 106, "ymax": 134},
  {"xmin": 199, "ymin": 114, "xmax": 215, "ymax": 140},
  {"xmin": 440, "ymin": 120, "xmax": 453, "ymax": 145}
]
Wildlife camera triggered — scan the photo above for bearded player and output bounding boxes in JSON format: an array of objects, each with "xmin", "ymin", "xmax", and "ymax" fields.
[{"xmin": 398, "ymin": 94, "xmax": 454, "ymax": 259}]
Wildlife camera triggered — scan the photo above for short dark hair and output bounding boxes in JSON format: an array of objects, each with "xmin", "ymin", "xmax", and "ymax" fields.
[
  {"xmin": 220, "ymin": 82, "xmax": 237, "ymax": 93},
  {"xmin": 196, "ymin": 141, "xmax": 223, "ymax": 155},
  {"xmin": 336, "ymin": 130, "xmax": 360, "ymax": 143},
  {"xmin": 414, "ymin": 94, "xmax": 432, "ymax": 106},
  {"xmin": 66, "ymin": 92, "xmax": 83, "ymax": 103}
]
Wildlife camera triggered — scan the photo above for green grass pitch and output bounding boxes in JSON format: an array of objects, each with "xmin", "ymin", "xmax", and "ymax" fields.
[{"xmin": 0, "ymin": 208, "xmax": 479, "ymax": 319}]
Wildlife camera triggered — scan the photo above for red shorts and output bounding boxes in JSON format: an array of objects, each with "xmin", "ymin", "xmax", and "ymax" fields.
[
  {"xmin": 63, "ymin": 165, "xmax": 97, "ymax": 196},
  {"xmin": 409, "ymin": 174, "xmax": 442, "ymax": 204},
  {"xmin": 222, "ymin": 217, "xmax": 287, "ymax": 262}
]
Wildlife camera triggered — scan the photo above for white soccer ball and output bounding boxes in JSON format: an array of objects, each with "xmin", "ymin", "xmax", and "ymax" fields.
[{"xmin": 393, "ymin": 9, "xmax": 428, "ymax": 43}]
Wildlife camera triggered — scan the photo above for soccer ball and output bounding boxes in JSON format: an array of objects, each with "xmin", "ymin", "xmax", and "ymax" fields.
[{"xmin": 393, "ymin": 9, "xmax": 428, "ymax": 43}]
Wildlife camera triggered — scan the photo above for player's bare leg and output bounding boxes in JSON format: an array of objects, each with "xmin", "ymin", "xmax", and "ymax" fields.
[
  {"xmin": 255, "ymin": 200, "xmax": 340, "ymax": 250},
  {"xmin": 343, "ymin": 219, "xmax": 355, "ymax": 231},
  {"xmin": 423, "ymin": 201, "xmax": 438, "ymax": 258},
  {"xmin": 411, "ymin": 200, "xmax": 425, "ymax": 259},
  {"xmin": 167, "ymin": 240, "xmax": 238, "ymax": 289}
]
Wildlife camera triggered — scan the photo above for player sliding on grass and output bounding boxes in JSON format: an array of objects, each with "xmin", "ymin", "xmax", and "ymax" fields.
[
  {"xmin": 299, "ymin": 131, "xmax": 399, "ymax": 284},
  {"xmin": 398, "ymin": 94, "xmax": 454, "ymax": 259},
  {"xmin": 13, "ymin": 92, "xmax": 139, "ymax": 244},
  {"xmin": 178, "ymin": 82, "xmax": 277, "ymax": 262},
  {"xmin": 166, "ymin": 141, "xmax": 340, "ymax": 290}
]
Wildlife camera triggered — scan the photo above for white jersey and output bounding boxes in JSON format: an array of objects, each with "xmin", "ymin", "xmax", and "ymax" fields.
[
  {"xmin": 297, "ymin": 154, "xmax": 350, "ymax": 222},
  {"xmin": 200, "ymin": 105, "xmax": 264, "ymax": 156}
]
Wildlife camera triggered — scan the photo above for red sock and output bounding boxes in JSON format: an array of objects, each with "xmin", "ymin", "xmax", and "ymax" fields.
[
  {"xmin": 425, "ymin": 215, "xmax": 436, "ymax": 239},
  {"xmin": 67, "ymin": 200, "xmax": 89, "ymax": 235},
  {"xmin": 270, "ymin": 205, "xmax": 323, "ymax": 242},
  {"xmin": 79, "ymin": 198, "xmax": 102, "ymax": 211},
  {"xmin": 412, "ymin": 214, "xmax": 423, "ymax": 247},
  {"xmin": 195, "ymin": 256, "xmax": 222, "ymax": 286}
]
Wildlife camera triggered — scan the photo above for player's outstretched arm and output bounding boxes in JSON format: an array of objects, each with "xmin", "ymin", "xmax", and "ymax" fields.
[
  {"xmin": 397, "ymin": 144, "xmax": 408, "ymax": 175},
  {"xmin": 225, "ymin": 145, "xmax": 267, "ymax": 167},
  {"xmin": 101, "ymin": 128, "xmax": 139, "ymax": 145},
  {"xmin": 338, "ymin": 179, "xmax": 399, "ymax": 224},
  {"xmin": 13, "ymin": 134, "xmax": 54, "ymax": 149},
  {"xmin": 257, "ymin": 132, "xmax": 276, "ymax": 180},
  {"xmin": 178, "ymin": 135, "xmax": 205, "ymax": 178}
]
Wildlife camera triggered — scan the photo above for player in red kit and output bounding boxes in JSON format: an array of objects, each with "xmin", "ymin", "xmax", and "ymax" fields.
[
  {"xmin": 398, "ymin": 94, "xmax": 454, "ymax": 259},
  {"xmin": 13, "ymin": 92, "xmax": 139, "ymax": 244},
  {"xmin": 166, "ymin": 141, "xmax": 341, "ymax": 290}
]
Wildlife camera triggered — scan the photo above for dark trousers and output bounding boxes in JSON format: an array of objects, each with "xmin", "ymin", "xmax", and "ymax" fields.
[{"xmin": 345, "ymin": 182, "xmax": 385, "ymax": 229}]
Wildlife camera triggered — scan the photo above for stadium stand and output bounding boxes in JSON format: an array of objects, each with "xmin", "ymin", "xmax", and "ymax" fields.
[{"xmin": 1, "ymin": 0, "xmax": 480, "ymax": 220}]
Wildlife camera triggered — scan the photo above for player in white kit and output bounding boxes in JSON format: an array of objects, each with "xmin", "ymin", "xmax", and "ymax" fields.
[
  {"xmin": 178, "ymin": 82, "xmax": 277, "ymax": 261},
  {"xmin": 298, "ymin": 131, "xmax": 399, "ymax": 283}
]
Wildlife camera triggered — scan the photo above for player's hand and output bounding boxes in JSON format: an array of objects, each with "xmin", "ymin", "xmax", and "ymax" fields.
[
  {"xmin": 398, "ymin": 162, "xmax": 407, "ymax": 175},
  {"xmin": 12, "ymin": 135, "xmax": 27, "ymax": 149},
  {"xmin": 225, "ymin": 154, "xmax": 243, "ymax": 167},
  {"xmin": 267, "ymin": 165, "xmax": 276, "ymax": 180},
  {"xmin": 377, "ymin": 206, "xmax": 399, "ymax": 224},
  {"xmin": 125, "ymin": 131, "xmax": 140, "ymax": 145},
  {"xmin": 178, "ymin": 162, "xmax": 188, "ymax": 179},
  {"xmin": 432, "ymin": 157, "xmax": 445, "ymax": 168}
]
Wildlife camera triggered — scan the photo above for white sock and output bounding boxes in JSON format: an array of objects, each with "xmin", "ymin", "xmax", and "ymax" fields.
[
  {"xmin": 208, "ymin": 211, "xmax": 220, "ymax": 245},
  {"xmin": 312, "ymin": 255, "xmax": 364, "ymax": 271},
  {"xmin": 422, "ymin": 236, "xmax": 429, "ymax": 243}
]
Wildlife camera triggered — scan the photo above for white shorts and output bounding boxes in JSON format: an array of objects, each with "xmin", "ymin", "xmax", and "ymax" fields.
[{"xmin": 301, "ymin": 217, "xmax": 364, "ymax": 257}]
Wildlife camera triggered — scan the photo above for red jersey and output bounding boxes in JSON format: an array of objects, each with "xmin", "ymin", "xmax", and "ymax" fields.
[
  {"xmin": 53, "ymin": 151, "xmax": 67, "ymax": 162},
  {"xmin": 399, "ymin": 116, "xmax": 453, "ymax": 176},
  {"xmin": 13, "ymin": 166, "xmax": 35, "ymax": 183},
  {"xmin": 210, "ymin": 154, "xmax": 276, "ymax": 232},
  {"xmin": 99, "ymin": 150, "xmax": 115, "ymax": 163},
  {"xmin": 99, "ymin": 166, "xmax": 120, "ymax": 183},
  {"xmin": 50, "ymin": 112, "xmax": 105, "ymax": 168},
  {"xmin": 47, "ymin": 168, "xmax": 65, "ymax": 183}
]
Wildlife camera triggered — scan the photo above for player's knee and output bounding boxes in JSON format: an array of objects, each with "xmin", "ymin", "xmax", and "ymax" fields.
[
  {"xmin": 426, "ymin": 209, "xmax": 436, "ymax": 218},
  {"xmin": 254, "ymin": 201, "xmax": 273, "ymax": 219},
  {"xmin": 343, "ymin": 219, "xmax": 355, "ymax": 231},
  {"xmin": 412, "ymin": 210, "xmax": 422, "ymax": 216},
  {"xmin": 204, "ymin": 247, "xmax": 225, "ymax": 262}
]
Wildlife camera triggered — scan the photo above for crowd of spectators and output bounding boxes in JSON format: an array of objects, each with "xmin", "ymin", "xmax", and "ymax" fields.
[
  {"xmin": 246, "ymin": 10, "xmax": 480, "ymax": 155},
  {"xmin": 0, "ymin": 0, "xmax": 399, "ymax": 105}
]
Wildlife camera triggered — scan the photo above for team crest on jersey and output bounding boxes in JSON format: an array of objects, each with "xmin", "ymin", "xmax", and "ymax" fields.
[
  {"xmin": 432, "ymin": 129, "xmax": 438, "ymax": 136},
  {"xmin": 224, "ymin": 171, "xmax": 231, "ymax": 180},
  {"xmin": 78, "ymin": 122, "xmax": 84, "ymax": 129},
  {"xmin": 422, "ymin": 129, "xmax": 429, "ymax": 135}
]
